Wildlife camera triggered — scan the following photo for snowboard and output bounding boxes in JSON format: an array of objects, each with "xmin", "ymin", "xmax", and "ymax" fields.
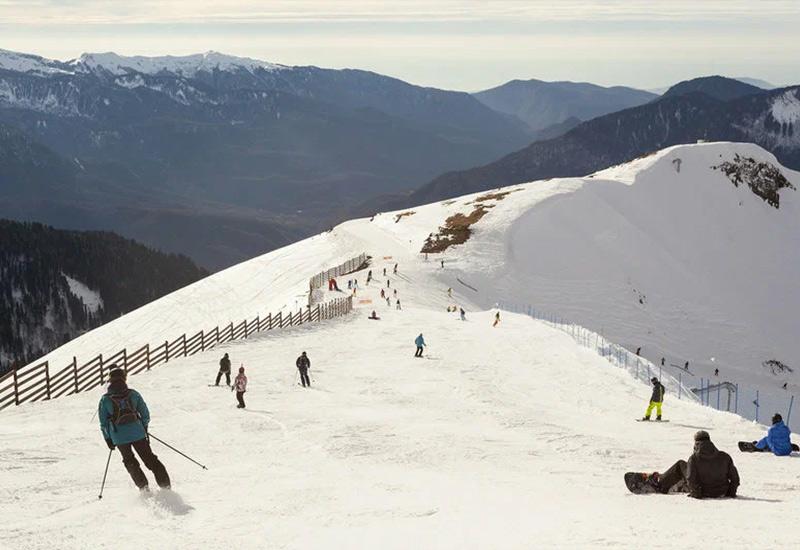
[
  {"xmin": 738, "ymin": 441, "xmax": 800, "ymax": 452},
  {"xmin": 635, "ymin": 419, "xmax": 670, "ymax": 423},
  {"xmin": 624, "ymin": 472, "xmax": 659, "ymax": 494}
]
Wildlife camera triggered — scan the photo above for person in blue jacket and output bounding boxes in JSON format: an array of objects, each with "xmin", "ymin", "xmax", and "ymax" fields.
[
  {"xmin": 414, "ymin": 334, "xmax": 426, "ymax": 358},
  {"xmin": 98, "ymin": 367, "xmax": 171, "ymax": 491},
  {"xmin": 755, "ymin": 413, "xmax": 793, "ymax": 456}
]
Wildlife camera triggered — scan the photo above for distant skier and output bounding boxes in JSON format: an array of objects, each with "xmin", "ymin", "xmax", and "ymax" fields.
[
  {"xmin": 383, "ymin": 268, "xmax": 387, "ymax": 277},
  {"xmin": 368, "ymin": 310, "xmax": 380, "ymax": 320},
  {"xmin": 386, "ymin": 297, "xmax": 391, "ymax": 306},
  {"xmin": 684, "ymin": 361, "xmax": 690, "ymax": 371},
  {"xmin": 393, "ymin": 263, "xmax": 398, "ymax": 274},
  {"xmin": 380, "ymin": 289, "xmax": 386, "ymax": 299},
  {"xmin": 296, "ymin": 352, "xmax": 311, "ymax": 388},
  {"xmin": 348, "ymin": 280, "xmax": 352, "ymax": 289},
  {"xmin": 367, "ymin": 270, "xmax": 373, "ymax": 284},
  {"xmin": 232, "ymin": 366, "xmax": 247, "ymax": 409},
  {"xmin": 98, "ymin": 367, "xmax": 171, "ymax": 492},
  {"xmin": 414, "ymin": 334, "xmax": 426, "ymax": 358},
  {"xmin": 493, "ymin": 311, "xmax": 500, "ymax": 327},
  {"xmin": 447, "ymin": 288, "xmax": 452, "ymax": 298},
  {"xmin": 441, "ymin": 259, "xmax": 444, "ymax": 268},
  {"xmin": 783, "ymin": 383, "xmax": 788, "ymax": 390},
  {"xmin": 661, "ymin": 357, "xmax": 665, "ymax": 367},
  {"xmin": 393, "ymin": 289, "xmax": 397, "ymax": 297},
  {"xmin": 215, "ymin": 353, "xmax": 232, "ymax": 386},
  {"xmin": 642, "ymin": 377, "xmax": 665, "ymax": 421},
  {"xmin": 714, "ymin": 368, "xmax": 719, "ymax": 377},
  {"xmin": 387, "ymin": 279, "xmax": 391, "ymax": 288},
  {"xmin": 631, "ymin": 431, "xmax": 739, "ymax": 498},
  {"xmin": 752, "ymin": 414, "xmax": 793, "ymax": 456},
  {"xmin": 636, "ymin": 347, "xmax": 641, "ymax": 356},
  {"xmin": 460, "ymin": 307, "xmax": 466, "ymax": 321},
  {"xmin": 396, "ymin": 299, "xmax": 402, "ymax": 310}
]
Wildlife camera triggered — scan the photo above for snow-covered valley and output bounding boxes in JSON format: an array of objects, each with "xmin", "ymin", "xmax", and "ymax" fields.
[{"xmin": 3, "ymin": 141, "xmax": 799, "ymax": 548}]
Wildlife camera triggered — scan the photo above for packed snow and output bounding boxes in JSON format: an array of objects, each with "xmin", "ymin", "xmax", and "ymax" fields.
[
  {"xmin": 0, "ymin": 49, "xmax": 70, "ymax": 76},
  {"xmin": 4, "ymin": 142, "xmax": 800, "ymax": 548},
  {"xmin": 63, "ymin": 275, "xmax": 103, "ymax": 314}
]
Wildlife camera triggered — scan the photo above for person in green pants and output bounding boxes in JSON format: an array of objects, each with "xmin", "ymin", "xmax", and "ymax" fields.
[{"xmin": 643, "ymin": 377, "xmax": 665, "ymax": 421}]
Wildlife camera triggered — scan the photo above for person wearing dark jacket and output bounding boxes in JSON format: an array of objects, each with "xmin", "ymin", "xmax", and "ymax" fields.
[
  {"xmin": 648, "ymin": 431, "xmax": 739, "ymax": 498},
  {"xmin": 216, "ymin": 353, "xmax": 232, "ymax": 386},
  {"xmin": 296, "ymin": 351, "xmax": 311, "ymax": 388},
  {"xmin": 754, "ymin": 414, "xmax": 793, "ymax": 456},
  {"xmin": 642, "ymin": 377, "xmax": 665, "ymax": 421},
  {"xmin": 98, "ymin": 367, "xmax": 171, "ymax": 491}
]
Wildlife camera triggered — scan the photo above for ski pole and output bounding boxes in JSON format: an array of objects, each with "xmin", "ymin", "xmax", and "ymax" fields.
[
  {"xmin": 98, "ymin": 449, "xmax": 113, "ymax": 500},
  {"xmin": 148, "ymin": 433, "xmax": 208, "ymax": 470}
]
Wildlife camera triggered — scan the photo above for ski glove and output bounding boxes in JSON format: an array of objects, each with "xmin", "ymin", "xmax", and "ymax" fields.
[{"xmin": 105, "ymin": 438, "xmax": 115, "ymax": 451}]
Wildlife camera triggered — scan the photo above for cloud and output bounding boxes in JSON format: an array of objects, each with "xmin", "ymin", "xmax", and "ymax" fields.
[{"xmin": 1, "ymin": 0, "xmax": 798, "ymax": 25}]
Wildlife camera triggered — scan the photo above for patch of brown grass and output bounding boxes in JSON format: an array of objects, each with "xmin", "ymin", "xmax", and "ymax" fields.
[
  {"xmin": 473, "ymin": 189, "xmax": 517, "ymax": 203},
  {"xmin": 421, "ymin": 203, "xmax": 494, "ymax": 253},
  {"xmin": 394, "ymin": 211, "xmax": 416, "ymax": 223}
]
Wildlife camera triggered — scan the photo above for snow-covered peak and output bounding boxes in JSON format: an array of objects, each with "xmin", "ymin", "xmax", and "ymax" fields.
[
  {"xmin": 71, "ymin": 50, "xmax": 287, "ymax": 77},
  {"xmin": 0, "ymin": 48, "xmax": 72, "ymax": 76}
]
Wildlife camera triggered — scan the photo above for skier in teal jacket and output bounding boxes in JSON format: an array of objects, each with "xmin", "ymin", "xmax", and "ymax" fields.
[{"xmin": 98, "ymin": 367, "xmax": 171, "ymax": 491}]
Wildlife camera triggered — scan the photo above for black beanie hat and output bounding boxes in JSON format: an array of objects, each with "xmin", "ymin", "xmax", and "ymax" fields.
[
  {"xmin": 108, "ymin": 367, "xmax": 126, "ymax": 381},
  {"xmin": 694, "ymin": 430, "xmax": 710, "ymax": 442},
  {"xmin": 772, "ymin": 413, "xmax": 783, "ymax": 425}
]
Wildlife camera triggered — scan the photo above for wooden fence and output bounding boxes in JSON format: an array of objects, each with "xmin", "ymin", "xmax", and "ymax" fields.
[
  {"xmin": 308, "ymin": 253, "xmax": 369, "ymax": 305},
  {"xmin": 0, "ymin": 296, "xmax": 354, "ymax": 411}
]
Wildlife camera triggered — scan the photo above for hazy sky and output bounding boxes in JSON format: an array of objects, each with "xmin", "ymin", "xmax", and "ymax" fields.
[{"xmin": 1, "ymin": 0, "xmax": 798, "ymax": 91}]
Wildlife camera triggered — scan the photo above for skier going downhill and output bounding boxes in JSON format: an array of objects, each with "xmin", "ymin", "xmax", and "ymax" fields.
[
  {"xmin": 643, "ymin": 377, "xmax": 666, "ymax": 421},
  {"xmin": 232, "ymin": 366, "xmax": 247, "ymax": 409},
  {"xmin": 216, "ymin": 353, "xmax": 232, "ymax": 386},
  {"xmin": 98, "ymin": 367, "xmax": 171, "ymax": 492},
  {"xmin": 296, "ymin": 352, "xmax": 311, "ymax": 388},
  {"xmin": 414, "ymin": 334, "xmax": 426, "ymax": 358}
]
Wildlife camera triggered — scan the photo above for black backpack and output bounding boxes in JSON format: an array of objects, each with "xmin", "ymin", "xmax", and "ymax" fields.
[{"xmin": 108, "ymin": 391, "xmax": 140, "ymax": 427}]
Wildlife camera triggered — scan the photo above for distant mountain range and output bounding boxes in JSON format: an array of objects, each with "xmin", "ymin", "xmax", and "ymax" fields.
[
  {"xmin": 0, "ymin": 49, "xmax": 533, "ymax": 269},
  {"xmin": 473, "ymin": 79, "xmax": 657, "ymax": 131},
  {"xmin": 0, "ymin": 219, "xmax": 206, "ymax": 373},
  {"xmin": 382, "ymin": 76, "xmax": 800, "ymax": 207}
]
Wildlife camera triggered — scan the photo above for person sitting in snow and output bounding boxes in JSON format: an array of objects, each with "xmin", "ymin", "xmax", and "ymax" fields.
[
  {"xmin": 98, "ymin": 367, "xmax": 171, "ymax": 492},
  {"xmin": 753, "ymin": 414, "xmax": 793, "ymax": 455},
  {"xmin": 232, "ymin": 366, "xmax": 247, "ymax": 409},
  {"xmin": 368, "ymin": 310, "xmax": 380, "ymax": 320},
  {"xmin": 642, "ymin": 377, "xmax": 665, "ymax": 421},
  {"xmin": 639, "ymin": 431, "xmax": 739, "ymax": 498}
]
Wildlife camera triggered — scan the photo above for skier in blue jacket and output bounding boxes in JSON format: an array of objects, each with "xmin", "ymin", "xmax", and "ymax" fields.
[
  {"xmin": 755, "ymin": 414, "xmax": 793, "ymax": 456},
  {"xmin": 414, "ymin": 334, "xmax": 426, "ymax": 358},
  {"xmin": 98, "ymin": 367, "xmax": 171, "ymax": 491}
]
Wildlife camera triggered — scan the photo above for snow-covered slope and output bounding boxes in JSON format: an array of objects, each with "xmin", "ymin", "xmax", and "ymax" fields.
[
  {"xmin": 71, "ymin": 51, "xmax": 286, "ymax": 77},
  {"xmin": 5, "ymin": 141, "xmax": 800, "ymax": 548}
]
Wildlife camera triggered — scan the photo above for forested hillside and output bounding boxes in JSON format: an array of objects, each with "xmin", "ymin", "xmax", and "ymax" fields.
[{"xmin": 0, "ymin": 220, "xmax": 206, "ymax": 373}]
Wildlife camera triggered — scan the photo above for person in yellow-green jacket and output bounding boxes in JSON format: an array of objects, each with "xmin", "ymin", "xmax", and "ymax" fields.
[{"xmin": 642, "ymin": 377, "xmax": 666, "ymax": 421}]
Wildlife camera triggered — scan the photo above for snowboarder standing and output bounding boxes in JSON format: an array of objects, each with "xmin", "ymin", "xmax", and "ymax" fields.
[
  {"xmin": 639, "ymin": 431, "xmax": 739, "ymax": 498},
  {"xmin": 296, "ymin": 352, "xmax": 311, "ymax": 388},
  {"xmin": 393, "ymin": 263, "xmax": 398, "ymax": 274},
  {"xmin": 216, "ymin": 353, "xmax": 232, "ymax": 386},
  {"xmin": 414, "ymin": 334, "xmax": 426, "ymax": 358},
  {"xmin": 396, "ymin": 299, "xmax": 402, "ymax": 310},
  {"xmin": 232, "ymin": 366, "xmax": 247, "ymax": 409},
  {"xmin": 753, "ymin": 414, "xmax": 793, "ymax": 455},
  {"xmin": 460, "ymin": 307, "xmax": 466, "ymax": 321},
  {"xmin": 643, "ymin": 377, "xmax": 665, "ymax": 421},
  {"xmin": 98, "ymin": 367, "xmax": 171, "ymax": 492}
]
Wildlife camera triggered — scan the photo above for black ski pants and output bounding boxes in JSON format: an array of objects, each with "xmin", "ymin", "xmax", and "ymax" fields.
[
  {"xmin": 415, "ymin": 346, "xmax": 424, "ymax": 357},
  {"xmin": 658, "ymin": 459, "xmax": 688, "ymax": 494},
  {"xmin": 236, "ymin": 391, "xmax": 246, "ymax": 408},
  {"xmin": 216, "ymin": 370, "xmax": 231, "ymax": 386},
  {"xmin": 299, "ymin": 368, "xmax": 310, "ymax": 387},
  {"xmin": 117, "ymin": 438, "xmax": 171, "ymax": 490}
]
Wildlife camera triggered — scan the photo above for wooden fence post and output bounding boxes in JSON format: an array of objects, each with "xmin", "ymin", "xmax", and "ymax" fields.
[
  {"xmin": 165, "ymin": 340, "xmax": 170, "ymax": 362},
  {"xmin": 244, "ymin": 319, "xmax": 249, "ymax": 339},
  {"xmin": 99, "ymin": 353, "xmax": 105, "ymax": 385},
  {"xmin": 230, "ymin": 322, "xmax": 234, "ymax": 340},
  {"xmin": 45, "ymin": 362, "xmax": 51, "ymax": 400},
  {"xmin": 215, "ymin": 326, "xmax": 220, "ymax": 346},
  {"xmin": 146, "ymin": 344, "xmax": 151, "ymax": 370},
  {"xmin": 201, "ymin": 331, "xmax": 205, "ymax": 351},
  {"xmin": 123, "ymin": 348, "xmax": 128, "ymax": 372},
  {"xmin": 72, "ymin": 356, "xmax": 79, "ymax": 393},
  {"xmin": 182, "ymin": 333, "xmax": 187, "ymax": 357},
  {"xmin": 12, "ymin": 368, "xmax": 19, "ymax": 406},
  {"xmin": 316, "ymin": 305, "xmax": 321, "ymax": 322},
  {"xmin": 255, "ymin": 315, "xmax": 260, "ymax": 334},
  {"xmin": 267, "ymin": 313, "xmax": 272, "ymax": 330}
]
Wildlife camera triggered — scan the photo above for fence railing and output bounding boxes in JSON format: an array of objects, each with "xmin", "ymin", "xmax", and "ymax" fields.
[
  {"xmin": 498, "ymin": 301, "xmax": 698, "ymax": 402},
  {"xmin": 0, "ymin": 295, "xmax": 354, "ymax": 411},
  {"xmin": 308, "ymin": 253, "xmax": 369, "ymax": 306},
  {"xmin": 499, "ymin": 301, "xmax": 797, "ymax": 427}
]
